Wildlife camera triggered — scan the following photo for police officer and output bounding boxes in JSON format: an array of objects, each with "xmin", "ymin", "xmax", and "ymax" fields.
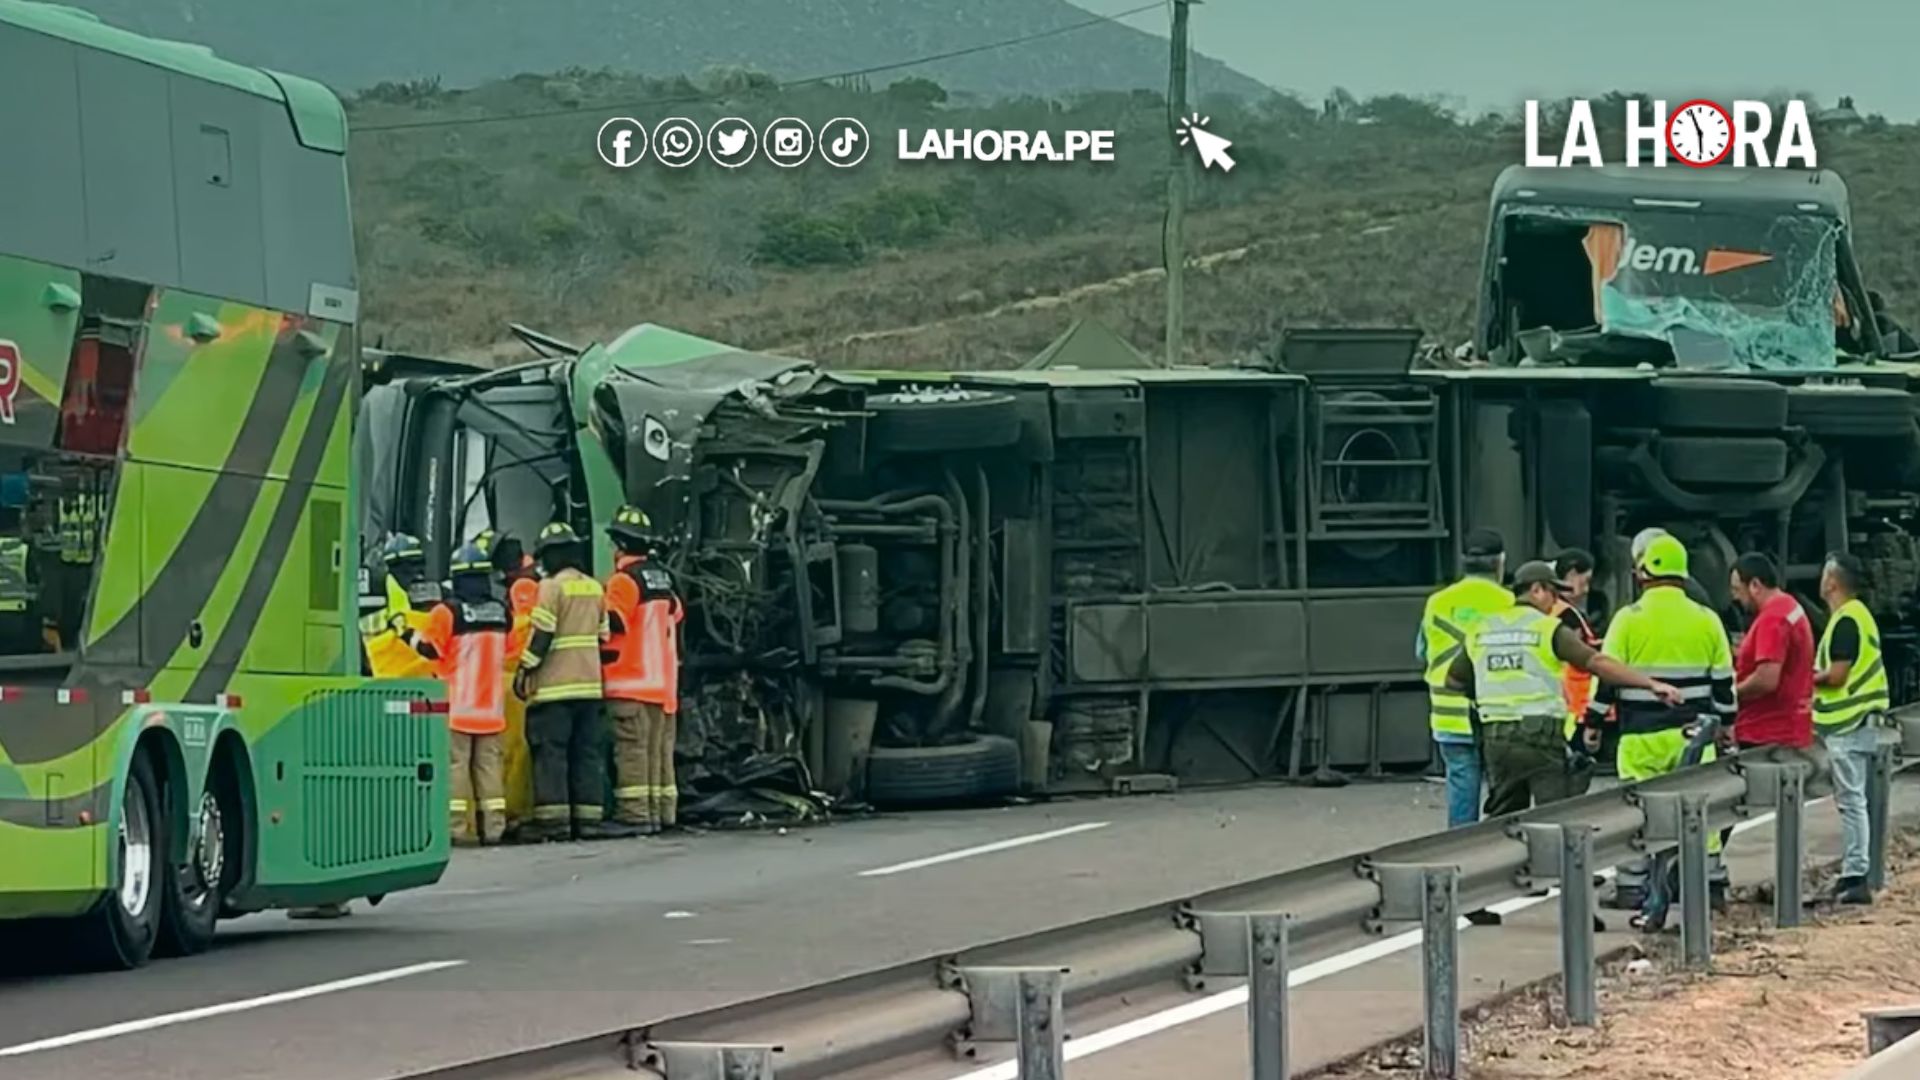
[
  {"xmin": 402, "ymin": 543, "xmax": 515, "ymax": 845},
  {"xmin": 1447, "ymin": 560, "xmax": 1680, "ymax": 817},
  {"xmin": 1419, "ymin": 528, "xmax": 1513, "ymax": 828},
  {"xmin": 515, "ymin": 522, "xmax": 639, "ymax": 842},
  {"xmin": 1588, "ymin": 534, "xmax": 1737, "ymax": 930},
  {"xmin": 1812, "ymin": 552, "xmax": 1890, "ymax": 905},
  {"xmin": 602, "ymin": 506, "xmax": 684, "ymax": 833}
]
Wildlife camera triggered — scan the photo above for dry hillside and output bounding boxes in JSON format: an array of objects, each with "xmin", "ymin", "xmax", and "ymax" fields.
[{"xmin": 343, "ymin": 76, "xmax": 1920, "ymax": 367}]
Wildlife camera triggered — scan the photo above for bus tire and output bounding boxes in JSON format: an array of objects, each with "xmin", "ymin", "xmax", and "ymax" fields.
[
  {"xmin": 75, "ymin": 753, "xmax": 165, "ymax": 970},
  {"xmin": 157, "ymin": 764, "xmax": 241, "ymax": 957}
]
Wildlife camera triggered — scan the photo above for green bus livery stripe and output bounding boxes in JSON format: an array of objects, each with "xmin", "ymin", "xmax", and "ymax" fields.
[
  {"xmin": 85, "ymin": 325, "xmax": 320, "ymax": 673},
  {"xmin": 185, "ymin": 360, "xmax": 350, "ymax": 703}
]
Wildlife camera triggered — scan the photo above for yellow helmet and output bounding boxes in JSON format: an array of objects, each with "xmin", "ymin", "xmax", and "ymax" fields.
[{"xmin": 1637, "ymin": 533, "xmax": 1689, "ymax": 578}]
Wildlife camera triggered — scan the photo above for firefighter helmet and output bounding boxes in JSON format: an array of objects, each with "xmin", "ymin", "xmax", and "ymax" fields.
[
  {"xmin": 534, "ymin": 521, "xmax": 583, "ymax": 553},
  {"xmin": 605, "ymin": 505, "xmax": 655, "ymax": 546},
  {"xmin": 381, "ymin": 533, "xmax": 425, "ymax": 566},
  {"xmin": 450, "ymin": 542, "xmax": 492, "ymax": 576}
]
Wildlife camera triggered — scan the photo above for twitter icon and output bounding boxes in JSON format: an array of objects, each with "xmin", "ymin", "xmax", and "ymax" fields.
[{"xmin": 706, "ymin": 118, "xmax": 758, "ymax": 167}]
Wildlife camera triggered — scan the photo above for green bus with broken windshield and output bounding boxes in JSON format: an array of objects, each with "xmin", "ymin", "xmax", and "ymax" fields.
[{"xmin": 0, "ymin": 0, "xmax": 448, "ymax": 969}]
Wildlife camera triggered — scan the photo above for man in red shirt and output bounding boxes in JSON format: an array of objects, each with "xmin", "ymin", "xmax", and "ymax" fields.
[{"xmin": 1729, "ymin": 552, "xmax": 1814, "ymax": 750}]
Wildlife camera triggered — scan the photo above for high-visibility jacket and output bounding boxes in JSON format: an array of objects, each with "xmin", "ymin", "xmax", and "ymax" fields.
[
  {"xmin": 1421, "ymin": 576, "xmax": 1514, "ymax": 737},
  {"xmin": 1551, "ymin": 599, "xmax": 1599, "ymax": 738},
  {"xmin": 505, "ymin": 576, "xmax": 537, "ymax": 685},
  {"xmin": 518, "ymin": 568, "xmax": 608, "ymax": 704},
  {"xmin": 1815, "ymin": 597, "xmax": 1890, "ymax": 737},
  {"xmin": 361, "ymin": 574, "xmax": 435, "ymax": 680},
  {"xmin": 420, "ymin": 598, "xmax": 511, "ymax": 734},
  {"xmin": 603, "ymin": 554, "xmax": 684, "ymax": 710},
  {"xmin": 1588, "ymin": 584, "xmax": 1735, "ymax": 736},
  {"xmin": 1463, "ymin": 607, "xmax": 1568, "ymax": 724}
]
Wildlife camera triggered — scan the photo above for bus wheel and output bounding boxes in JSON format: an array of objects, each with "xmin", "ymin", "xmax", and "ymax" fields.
[
  {"xmin": 76, "ymin": 753, "xmax": 164, "ymax": 970},
  {"xmin": 158, "ymin": 768, "xmax": 239, "ymax": 957}
]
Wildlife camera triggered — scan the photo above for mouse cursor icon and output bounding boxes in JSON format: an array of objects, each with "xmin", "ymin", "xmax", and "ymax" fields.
[
  {"xmin": 1188, "ymin": 126, "xmax": 1235, "ymax": 171},
  {"xmin": 1175, "ymin": 113, "xmax": 1235, "ymax": 173}
]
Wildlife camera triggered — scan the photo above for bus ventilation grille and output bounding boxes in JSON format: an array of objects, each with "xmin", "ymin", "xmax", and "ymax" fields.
[{"xmin": 301, "ymin": 688, "xmax": 438, "ymax": 869}]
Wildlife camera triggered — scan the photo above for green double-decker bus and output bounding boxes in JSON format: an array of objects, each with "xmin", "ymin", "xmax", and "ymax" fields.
[{"xmin": 0, "ymin": 0, "xmax": 448, "ymax": 968}]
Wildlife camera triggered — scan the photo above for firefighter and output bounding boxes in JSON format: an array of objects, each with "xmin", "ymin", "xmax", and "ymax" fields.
[
  {"xmin": 603, "ymin": 506, "xmax": 685, "ymax": 833},
  {"xmin": 360, "ymin": 534, "xmax": 436, "ymax": 680},
  {"xmin": 514, "ymin": 522, "xmax": 639, "ymax": 841},
  {"xmin": 1447, "ymin": 560, "xmax": 1680, "ymax": 817},
  {"xmin": 401, "ymin": 543, "xmax": 514, "ymax": 845},
  {"xmin": 1418, "ymin": 528, "xmax": 1513, "ymax": 829},
  {"xmin": 479, "ymin": 530, "xmax": 540, "ymax": 833},
  {"xmin": 1587, "ymin": 534, "xmax": 1737, "ymax": 931}
]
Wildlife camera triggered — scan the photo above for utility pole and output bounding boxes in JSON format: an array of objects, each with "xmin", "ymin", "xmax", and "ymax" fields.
[{"xmin": 1163, "ymin": 0, "xmax": 1192, "ymax": 368}]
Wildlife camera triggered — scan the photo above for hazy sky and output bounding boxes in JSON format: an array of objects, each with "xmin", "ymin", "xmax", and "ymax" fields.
[{"xmin": 1079, "ymin": 0, "xmax": 1918, "ymax": 121}]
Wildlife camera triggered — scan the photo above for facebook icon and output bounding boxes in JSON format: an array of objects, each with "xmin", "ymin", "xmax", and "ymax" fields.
[{"xmin": 596, "ymin": 117, "xmax": 649, "ymax": 168}]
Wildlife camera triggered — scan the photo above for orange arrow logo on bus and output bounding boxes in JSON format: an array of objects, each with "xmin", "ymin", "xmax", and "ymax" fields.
[{"xmin": 1703, "ymin": 249, "xmax": 1773, "ymax": 276}]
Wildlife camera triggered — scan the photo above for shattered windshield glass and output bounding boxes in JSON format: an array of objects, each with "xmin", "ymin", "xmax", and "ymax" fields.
[{"xmin": 1507, "ymin": 205, "xmax": 1841, "ymax": 372}]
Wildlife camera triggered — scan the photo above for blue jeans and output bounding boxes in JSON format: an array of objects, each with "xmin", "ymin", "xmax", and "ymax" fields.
[
  {"xmin": 1436, "ymin": 739, "xmax": 1482, "ymax": 828},
  {"xmin": 1822, "ymin": 722, "xmax": 1883, "ymax": 879}
]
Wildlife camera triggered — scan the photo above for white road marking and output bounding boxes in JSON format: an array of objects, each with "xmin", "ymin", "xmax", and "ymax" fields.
[
  {"xmin": 0, "ymin": 960, "xmax": 467, "ymax": 1058},
  {"xmin": 945, "ymin": 807, "xmax": 1811, "ymax": 1079},
  {"xmin": 664, "ymin": 910, "xmax": 698, "ymax": 919},
  {"xmin": 859, "ymin": 822, "xmax": 1112, "ymax": 878}
]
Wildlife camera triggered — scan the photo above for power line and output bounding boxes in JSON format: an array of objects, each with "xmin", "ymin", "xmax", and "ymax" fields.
[{"xmin": 355, "ymin": 1, "xmax": 1168, "ymax": 134}]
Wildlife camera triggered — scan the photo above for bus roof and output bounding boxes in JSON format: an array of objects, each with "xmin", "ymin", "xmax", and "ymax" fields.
[
  {"xmin": 1491, "ymin": 163, "xmax": 1851, "ymax": 221},
  {"xmin": 0, "ymin": 0, "xmax": 346, "ymax": 152}
]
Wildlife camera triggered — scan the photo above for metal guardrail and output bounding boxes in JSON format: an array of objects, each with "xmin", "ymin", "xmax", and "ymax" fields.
[{"xmin": 404, "ymin": 721, "xmax": 1920, "ymax": 1080}]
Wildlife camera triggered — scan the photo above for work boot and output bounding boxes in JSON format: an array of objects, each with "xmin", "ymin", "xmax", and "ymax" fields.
[
  {"xmin": 1832, "ymin": 875, "xmax": 1873, "ymax": 905},
  {"xmin": 1464, "ymin": 908, "xmax": 1503, "ymax": 927},
  {"xmin": 575, "ymin": 819, "xmax": 645, "ymax": 841},
  {"xmin": 517, "ymin": 821, "xmax": 571, "ymax": 844}
]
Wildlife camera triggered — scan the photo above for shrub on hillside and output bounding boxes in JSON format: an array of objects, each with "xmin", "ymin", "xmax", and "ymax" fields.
[{"xmin": 757, "ymin": 211, "xmax": 867, "ymax": 267}]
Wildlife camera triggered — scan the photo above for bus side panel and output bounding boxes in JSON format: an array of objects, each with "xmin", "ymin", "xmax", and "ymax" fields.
[
  {"xmin": 0, "ymin": 699, "xmax": 103, "ymax": 916},
  {"xmin": 229, "ymin": 675, "xmax": 448, "ymax": 909},
  {"xmin": 0, "ymin": 26, "xmax": 85, "ymax": 295}
]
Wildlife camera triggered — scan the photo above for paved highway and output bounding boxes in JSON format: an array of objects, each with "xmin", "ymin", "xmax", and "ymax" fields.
[
  {"xmin": 8, "ymin": 775, "xmax": 1906, "ymax": 1080},
  {"xmin": 0, "ymin": 779, "xmax": 1455, "ymax": 1080}
]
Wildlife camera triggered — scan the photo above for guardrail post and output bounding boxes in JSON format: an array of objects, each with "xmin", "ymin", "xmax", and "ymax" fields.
[
  {"xmin": 953, "ymin": 965, "xmax": 1068, "ymax": 1079},
  {"xmin": 1775, "ymin": 767, "xmax": 1805, "ymax": 927},
  {"xmin": 1679, "ymin": 792, "xmax": 1713, "ymax": 969},
  {"xmin": 1374, "ymin": 863, "xmax": 1462, "ymax": 1078},
  {"xmin": 1559, "ymin": 825, "xmax": 1597, "ymax": 1026},
  {"xmin": 649, "ymin": 1042, "xmax": 779, "ymax": 1080},
  {"xmin": 1420, "ymin": 866, "xmax": 1461, "ymax": 1079},
  {"xmin": 1247, "ymin": 913, "xmax": 1291, "ymax": 1080},
  {"xmin": 1868, "ymin": 741, "xmax": 1895, "ymax": 893}
]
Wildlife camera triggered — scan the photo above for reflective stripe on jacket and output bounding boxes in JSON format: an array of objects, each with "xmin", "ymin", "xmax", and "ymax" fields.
[
  {"xmin": 363, "ymin": 574, "xmax": 435, "ymax": 680},
  {"xmin": 603, "ymin": 555, "xmax": 684, "ymax": 710},
  {"xmin": 1464, "ymin": 607, "xmax": 1567, "ymax": 724},
  {"xmin": 1589, "ymin": 584, "xmax": 1735, "ymax": 736},
  {"xmin": 424, "ymin": 600, "xmax": 511, "ymax": 734},
  {"xmin": 519, "ymin": 568, "xmax": 608, "ymax": 703},
  {"xmin": 1815, "ymin": 598, "xmax": 1889, "ymax": 737},
  {"xmin": 1421, "ymin": 575, "xmax": 1514, "ymax": 737}
]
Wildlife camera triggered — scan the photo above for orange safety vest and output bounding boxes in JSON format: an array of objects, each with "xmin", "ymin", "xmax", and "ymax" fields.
[
  {"xmin": 1552, "ymin": 598, "xmax": 1599, "ymax": 720},
  {"xmin": 423, "ymin": 601, "xmax": 511, "ymax": 735},
  {"xmin": 603, "ymin": 554, "xmax": 683, "ymax": 711}
]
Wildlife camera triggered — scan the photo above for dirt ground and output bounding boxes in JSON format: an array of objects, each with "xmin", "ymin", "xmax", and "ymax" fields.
[{"xmin": 1327, "ymin": 835, "xmax": 1920, "ymax": 1080}]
